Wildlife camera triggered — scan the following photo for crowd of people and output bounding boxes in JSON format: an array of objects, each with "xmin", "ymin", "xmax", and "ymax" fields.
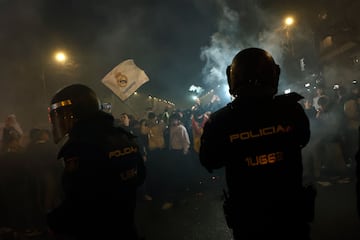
[
  {"xmin": 0, "ymin": 47, "xmax": 359, "ymax": 240},
  {"xmin": 301, "ymin": 83, "xmax": 360, "ymax": 185},
  {"xmin": 113, "ymin": 97, "xmax": 219, "ymax": 210},
  {"xmin": 0, "ymin": 92, "xmax": 220, "ymax": 239},
  {"xmin": 0, "ymin": 114, "xmax": 62, "ymax": 238}
]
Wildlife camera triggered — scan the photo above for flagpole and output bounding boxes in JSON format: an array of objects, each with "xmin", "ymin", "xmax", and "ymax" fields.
[{"xmin": 124, "ymin": 95, "xmax": 140, "ymax": 119}]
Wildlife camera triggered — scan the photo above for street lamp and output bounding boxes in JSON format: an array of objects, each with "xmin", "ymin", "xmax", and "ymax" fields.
[
  {"xmin": 284, "ymin": 16, "xmax": 295, "ymax": 55},
  {"xmin": 284, "ymin": 16, "xmax": 294, "ymax": 27},
  {"xmin": 42, "ymin": 50, "xmax": 69, "ymax": 103},
  {"xmin": 54, "ymin": 51, "xmax": 67, "ymax": 64}
]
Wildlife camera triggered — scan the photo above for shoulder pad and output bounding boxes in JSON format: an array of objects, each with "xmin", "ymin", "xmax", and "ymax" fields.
[{"xmin": 274, "ymin": 92, "xmax": 304, "ymax": 103}]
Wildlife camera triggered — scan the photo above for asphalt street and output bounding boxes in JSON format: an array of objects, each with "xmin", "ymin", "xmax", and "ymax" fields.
[
  {"xmin": 135, "ymin": 171, "xmax": 360, "ymax": 240},
  {"xmin": 1, "ymin": 170, "xmax": 359, "ymax": 240}
]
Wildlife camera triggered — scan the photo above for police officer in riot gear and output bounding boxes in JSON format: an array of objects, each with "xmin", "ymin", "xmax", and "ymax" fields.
[
  {"xmin": 199, "ymin": 48, "xmax": 314, "ymax": 240},
  {"xmin": 47, "ymin": 84, "xmax": 146, "ymax": 240}
]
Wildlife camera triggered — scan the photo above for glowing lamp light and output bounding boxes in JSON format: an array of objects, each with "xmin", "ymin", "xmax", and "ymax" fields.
[
  {"xmin": 54, "ymin": 51, "xmax": 67, "ymax": 63},
  {"xmin": 284, "ymin": 16, "xmax": 294, "ymax": 27}
]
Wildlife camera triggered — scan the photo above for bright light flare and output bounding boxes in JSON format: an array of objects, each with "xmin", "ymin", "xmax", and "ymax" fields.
[
  {"xmin": 54, "ymin": 51, "xmax": 67, "ymax": 63},
  {"xmin": 284, "ymin": 88, "xmax": 291, "ymax": 94},
  {"xmin": 284, "ymin": 16, "xmax": 294, "ymax": 26},
  {"xmin": 192, "ymin": 95, "xmax": 199, "ymax": 101}
]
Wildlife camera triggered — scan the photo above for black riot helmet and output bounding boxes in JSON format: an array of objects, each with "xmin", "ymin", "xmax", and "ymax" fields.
[
  {"xmin": 226, "ymin": 47, "xmax": 280, "ymax": 97},
  {"xmin": 49, "ymin": 84, "xmax": 101, "ymax": 144}
]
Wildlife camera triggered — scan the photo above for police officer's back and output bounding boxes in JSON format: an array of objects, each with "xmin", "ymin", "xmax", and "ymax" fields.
[
  {"xmin": 46, "ymin": 84, "xmax": 145, "ymax": 240},
  {"xmin": 199, "ymin": 48, "xmax": 314, "ymax": 240}
]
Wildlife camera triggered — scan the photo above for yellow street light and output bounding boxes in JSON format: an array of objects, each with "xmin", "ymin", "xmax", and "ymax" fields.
[
  {"xmin": 42, "ymin": 50, "xmax": 70, "ymax": 103},
  {"xmin": 284, "ymin": 16, "xmax": 294, "ymax": 27},
  {"xmin": 283, "ymin": 16, "xmax": 295, "ymax": 55},
  {"xmin": 54, "ymin": 51, "xmax": 67, "ymax": 63}
]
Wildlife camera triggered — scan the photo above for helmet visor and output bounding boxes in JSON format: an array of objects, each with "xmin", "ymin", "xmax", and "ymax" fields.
[{"xmin": 49, "ymin": 100, "xmax": 76, "ymax": 144}]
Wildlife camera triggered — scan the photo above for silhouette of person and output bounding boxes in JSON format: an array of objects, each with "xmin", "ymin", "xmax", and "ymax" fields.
[
  {"xmin": 46, "ymin": 84, "xmax": 146, "ymax": 240},
  {"xmin": 199, "ymin": 48, "xmax": 315, "ymax": 240}
]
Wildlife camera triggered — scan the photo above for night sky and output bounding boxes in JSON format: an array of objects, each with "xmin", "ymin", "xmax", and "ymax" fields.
[{"xmin": 0, "ymin": 0, "xmax": 339, "ymax": 128}]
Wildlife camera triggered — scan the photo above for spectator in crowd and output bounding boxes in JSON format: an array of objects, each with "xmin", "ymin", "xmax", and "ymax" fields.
[
  {"xmin": 301, "ymin": 97, "xmax": 321, "ymax": 183},
  {"xmin": 160, "ymin": 107, "xmax": 170, "ymax": 126},
  {"xmin": 132, "ymin": 118, "xmax": 152, "ymax": 201},
  {"xmin": 162, "ymin": 112, "xmax": 191, "ymax": 209},
  {"xmin": 25, "ymin": 128, "xmax": 62, "ymax": 236},
  {"xmin": 206, "ymin": 94, "xmax": 223, "ymax": 113},
  {"xmin": 343, "ymin": 84, "xmax": 360, "ymax": 168},
  {"xmin": 118, "ymin": 112, "xmax": 135, "ymax": 134},
  {"xmin": 0, "ymin": 115, "xmax": 27, "ymax": 235},
  {"xmin": 191, "ymin": 111, "xmax": 210, "ymax": 154},
  {"xmin": 1, "ymin": 114, "xmax": 24, "ymax": 153},
  {"xmin": 315, "ymin": 95, "xmax": 347, "ymax": 180},
  {"xmin": 142, "ymin": 111, "xmax": 166, "ymax": 205},
  {"xmin": 312, "ymin": 86, "xmax": 326, "ymax": 112},
  {"xmin": 302, "ymin": 97, "xmax": 317, "ymax": 120}
]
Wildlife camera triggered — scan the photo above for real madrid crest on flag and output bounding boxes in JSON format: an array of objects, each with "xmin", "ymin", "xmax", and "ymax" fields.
[{"xmin": 101, "ymin": 59, "xmax": 149, "ymax": 101}]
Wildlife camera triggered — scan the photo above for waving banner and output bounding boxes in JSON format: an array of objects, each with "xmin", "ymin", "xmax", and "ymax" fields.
[{"xmin": 101, "ymin": 59, "xmax": 149, "ymax": 101}]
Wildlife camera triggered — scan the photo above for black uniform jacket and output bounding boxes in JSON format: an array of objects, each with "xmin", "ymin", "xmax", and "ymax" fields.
[
  {"xmin": 47, "ymin": 111, "xmax": 146, "ymax": 239},
  {"xmin": 199, "ymin": 93, "xmax": 310, "ymax": 221}
]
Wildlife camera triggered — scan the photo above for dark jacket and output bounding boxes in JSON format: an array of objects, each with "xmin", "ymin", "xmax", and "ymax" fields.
[
  {"xmin": 47, "ymin": 111, "xmax": 146, "ymax": 240},
  {"xmin": 200, "ymin": 93, "xmax": 311, "ymax": 225}
]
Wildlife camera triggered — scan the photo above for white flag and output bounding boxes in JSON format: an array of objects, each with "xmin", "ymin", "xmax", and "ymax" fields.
[{"xmin": 101, "ymin": 59, "xmax": 149, "ymax": 101}]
